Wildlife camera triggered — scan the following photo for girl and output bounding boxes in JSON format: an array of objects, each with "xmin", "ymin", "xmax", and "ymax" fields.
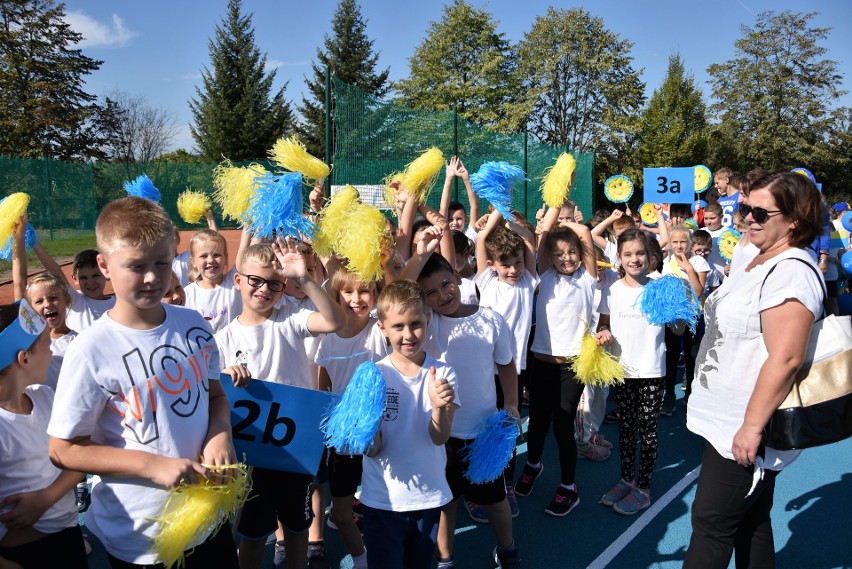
[
  {"xmin": 515, "ymin": 202, "xmax": 611, "ymax": 517},
  {"xmin": 451, "ymin": 230, "xmax": 478, "ymax": 305},
  {"xmin": 0, "ymin": 301, "xmax": 87, "ymax": 568},
  {"xmin": 314, "ymin": 269, "xmax": 389, "ymax": 569},
  {"xmin": 597, "ymin": 229, "xmax": 685, "ymax": 515},
  {"xmin": 661, "ymin": 225, "xmax": 710, "ymax": 415},
  {"xmin": 183, "ymin": 228, "xmax": 247, "ymax": 333}
]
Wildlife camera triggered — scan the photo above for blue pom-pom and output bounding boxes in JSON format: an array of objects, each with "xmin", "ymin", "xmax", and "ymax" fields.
[
  {"xmin": 638, "ymin": 275, "xmax": 699, "ymax": 334},
  {"xmin": 245, "ymin": 172, "xmax": 316, "ymax": 240},
  {"xmin": 460, "ymin": 410, "xmax": 520, "ymax": 484},
  {"xmin": 470, "ymin": 162, "xmax": 525, "ymax": 222},
  {"xmin": 321, "ymin": 360, "xmax": 386, "ymax": 455},
  {"xmin": 123, "ymin": 174, "xmax": 161, "ymax": 203},
  {"xmin": 0, "ymin": 222, "xmax": 38, "ymax": 261}
]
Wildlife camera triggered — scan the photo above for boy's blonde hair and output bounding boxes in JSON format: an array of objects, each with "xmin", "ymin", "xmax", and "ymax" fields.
[
  {"xmin": 377, "ymin": 280, "xmax": 429, "ymax": 321},
  {"xmin": 239, "ymin": 243, "xmax": 276, "ymax": 270},
  {"xmin": 26, "ymin": 272, "xmax": 71, "ymax": 305},
  {"xmin": 331, "ymin": 266, "xmax": 378, "ymax": 296},
  {"xmin": 96, "ymin": 197, "xmax": 174, "ymax": 258}
]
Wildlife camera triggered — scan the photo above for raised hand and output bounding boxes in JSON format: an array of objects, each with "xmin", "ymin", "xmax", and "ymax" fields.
[
  {"xmin": 428, "ymin": 366, "xmax": 455, "ymax": 410},
  {"xmin": 272, "ymin": 236, "xmax": 308, "ymax": 281},
  {"xmin": 416, "ymin": 225, "xmax": 443, "ymax": 256}
]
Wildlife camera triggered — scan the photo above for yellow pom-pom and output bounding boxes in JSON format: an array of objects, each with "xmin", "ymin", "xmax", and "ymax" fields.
[
  {"xmin": 337, "ymin": 202, "xmax": 387, "ymax": 282},
  {"xmin": 382, "ymin": 172, "xmax": 404, "ymax": 213},
  {"xmin": 0, "ymin": 193, "xmax": 30, "ymax": 246},
  {"xmin": 152, "ymin": 464, "xmax": 252, "ymax": 569},
  {"xmin": 540, "ymin": 153, "xmax": 576, "ymax": 208},
  {"xmin": 176, "ymin": 189, "xmax": 212, "ymax": 224},
  {"xmin": 269, "ymin": 136, "xmax": 330, "ymax": 183},
  {"xmin": 400, "ymin": 147, "xmax": 444, "ymax": 203},
  {"xmin": 314, "ymin": 185, "xmax": 359, "ymax": 257},
  {"xmin": 572, "ymin": 333, "xmax": 625, "ymax": 387},
  {"xmin": 212, "ymin": 162, "xmax": 268, "ymax": 222}
]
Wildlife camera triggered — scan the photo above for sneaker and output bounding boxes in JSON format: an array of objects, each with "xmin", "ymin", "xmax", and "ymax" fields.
[
  {"xmin": 589, "ymin": 432, "xmax": 613, "ymax": 449},
  {"xmin": 436, "ymin": 560, "xmax": 456, "ymax": 569},
  {"xmin": 600, "ymin": 480, "xmax": 634, "ymax": 506},
  {"xmin": 307, "ymin": 542, "xmax": 331, "ymax": 569},
  {"xmin": 513, "ymin": 463, "xmax": 543, "ymax": 497},
  {"xmin": 75, "ymin": 481, "xmax": 90, "ymax": 513},
  {"xmin": 544, "ymin": 486, "xmax": 579, "ymax": 517},
  {"xmin": 273, "ymin": 540, "xmax": 287, "ymax": 569},
  {"xmin": 325, "ymin": 505, "xmax": 364, "ymax": 532},
  {"xmin": 505, "ymin": 486, "xmax": 519, "ymax": 518},
  {"xmin": 577, "ymin": 442, "xmax": 610, "ymax": 461},
  {"xmin": 603, "ymin": 409, "xmax": 619, "ymax": 424},
  {"xmin": 464, "ymin": 499, "xmax": 489, "ymax": 523},
  {"xmin": 493, "ymin": 545, "xmax": 522, "ymax": 568},
  {"xmin": 613, "ymin": 487, "xmax": 651, "ymax": 515}
]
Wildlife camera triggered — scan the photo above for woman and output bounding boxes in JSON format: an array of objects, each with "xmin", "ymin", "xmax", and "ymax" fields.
[{"xmin": 684, "ymin": 172, "xmax": 825, "ymax": 568}]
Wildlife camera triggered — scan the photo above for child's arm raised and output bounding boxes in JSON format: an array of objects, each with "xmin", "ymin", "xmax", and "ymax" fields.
[
  {"xmin": 560, "ymin": 218, "xmax": 597, "ymax": 276},
  {"xmin": 507, "ymin": 216, "xmax": 537, "ymax": 277},
  {"xmin": 655, "ymin": 204, "xmax": 669, "ymax": 249},
  {"xmin": 591, "ymin": 210, "xmax": 620, "ymax": 250},
  {"xmin": 427, "ymin": 366, "xmax": 456, "ymax": 445},
  {"xmin": 273, "ymin": 236, "xmax": 346, "ymax": 335},
  {"xmin": 0, "ymin": 469, "xmax": 84, "ymax": 531},
  {"xmin": 417, "ymin": 202, "xmax": 455, "ymax": 269},
  {"xmin": 234, "ymin": 225, "xmax": 252, "ymax": 274},
  {"xmin": 32, "ymin": 244, "xmax": 69, "ymax": 287},
  {"xmin": 537, "ymin": 206, "xmax": 560, "ymax": 273},
  {"xmin": 439, "ymin": 157, "xmax": 459, "ymax": 218},
  {"xmin": 398, "ymin": 226, "xmax": 442, "ymax": 283},
  {"xmin": 204, "ymin": 208, "xmax": 218, "ymax": 232},
  {"xmin": 475, "ymin": 211, "xmax": 502, "ymax": 277},
  {"xmin": 394, "ymin": 188, "xmax": 417, "ymax": 262},
  {"xmin": 11, "ymin": 216, "xmax": 27, "ymax": 301},
  {"xmin": 457, "ymin": 158, "xmax": 479, "ymax": 232}
]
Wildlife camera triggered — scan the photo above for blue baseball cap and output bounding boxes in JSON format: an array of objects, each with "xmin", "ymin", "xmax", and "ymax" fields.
[{"xmin": 0, "ymin": 300, "xmax": 46, "ymax": 370}]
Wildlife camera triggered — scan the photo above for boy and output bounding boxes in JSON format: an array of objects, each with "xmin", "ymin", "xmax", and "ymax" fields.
[
  {"xmin": 47, "ymin": 197, "xmax": 238, "ymax": 568},
  {"xmin": 400, "ymin": 228, "xmax": 522, "ymax": 568},
  {"xmin": 714, "ymin": 167, "xmax": 739, "ymax": 229},
  {"xmin": 216, "ymin": 240, "xmax": 345, "ymax": 569},
  {"xmin": 361, "ymin": 280, "xmax": 458, "ymax": 569},
  {"xmin": 698, "ymin": 204, "xmax": 727, "ymax": 282},
  {"xmin": 439, "ymin": 156, "xmax": 480, "ymax": 244}
]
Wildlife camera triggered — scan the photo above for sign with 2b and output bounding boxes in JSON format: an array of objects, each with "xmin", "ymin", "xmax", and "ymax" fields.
[
  {"xmin": 643, "ymin": 167, "xmax": 695, "ymax": 205},
  {"xmin": 219, "ymin": 373, "xmax": 339, "ymax": 475}
]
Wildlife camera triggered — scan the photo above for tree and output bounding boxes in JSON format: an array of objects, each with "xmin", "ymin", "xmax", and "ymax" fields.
[
  {"xmin": 707, "ymin": 11, "xmax": 847, "ymax": 175},
  {"xmin": 0, "ymin": 0, "xmax": 104, "ymax": 160},
  {"xmin": 298, "ymin": 0, "xmax": 389, "ymax": 158},
  {"xmin": 189, "ymin": 0, "xmax": 294, "ymax": 161},
  {"xmin": 395, "ymin": 0, "xmax": 517, "ymax": 130},
  {"xmin": 508, "ymin": 7, "xmax": 645, "ymax": 171},
  {"xmin": 152, "ymin": 148, "xmax": 204, "ymax": 163},
  {"xmin": 633, "ymin": 54, "xmax": 709, "ymax": 171},
  {"xmin": 100, "ymin": 90, "xmax": 178, "ymax": 163}
]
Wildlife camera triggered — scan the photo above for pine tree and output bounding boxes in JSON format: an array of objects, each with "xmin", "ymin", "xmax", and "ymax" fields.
[
  {"xmin": 0, "ymin": 0, "xmax": 104, "ymax": 160},
  {"xmin": 189, "ymin": 0, "xmax": 294, "ymax": 161},
  {"xmin": 298, "ymin": 0, "xmax": 388, "ymax": 159}
]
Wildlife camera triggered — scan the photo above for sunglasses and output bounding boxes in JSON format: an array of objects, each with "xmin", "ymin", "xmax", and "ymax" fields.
[
  {"xmin": 240, "ymin": 273, "xmax": 285, "ymax": 292},
  {"xmin": 739, "ymin": 204, "xmax": 782, "ymax": 223}
]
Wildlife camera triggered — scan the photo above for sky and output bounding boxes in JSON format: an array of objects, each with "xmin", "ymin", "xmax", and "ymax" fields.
[{"xmin": 60, "ymin": 0, "xmax": 852, "ymax": 154}]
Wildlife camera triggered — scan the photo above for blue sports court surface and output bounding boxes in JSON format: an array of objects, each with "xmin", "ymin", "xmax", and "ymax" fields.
[{"xmin": 82, "ymin": 383, "xmax": 852, "ymax": 568}]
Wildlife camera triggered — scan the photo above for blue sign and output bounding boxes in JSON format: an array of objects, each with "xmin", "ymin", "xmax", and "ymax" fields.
[
  {"xmin": 219, "ymin": 374, "xmax": 339, "ymax": 475},
  {"xmin": 643, "ymin": 167, "xmax": 695, "ymax": 205}
]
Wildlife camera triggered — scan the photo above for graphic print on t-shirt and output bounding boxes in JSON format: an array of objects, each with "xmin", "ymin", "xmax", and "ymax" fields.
[{"xmin": 383, "ymin": 388, "xmax": 400, "ymax": 422}]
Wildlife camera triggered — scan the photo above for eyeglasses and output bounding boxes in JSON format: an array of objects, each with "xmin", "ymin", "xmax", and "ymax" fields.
[
  {"xmin": 739, "ymin": 204, "xmax": 782, "ymax": 223},
  {"xmin": 240, "ymin": 274, "xmax": 285, "ymax": 292}
]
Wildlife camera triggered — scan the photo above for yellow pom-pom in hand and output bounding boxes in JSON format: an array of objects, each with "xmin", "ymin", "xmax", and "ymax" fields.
[
  {"xmin": 400, "ymin": 147, "xmax": 444, "ymax": 204},
  {"xmin": 540, "ymin": 153, "xmax": 576, "ymax": 208},
  {"xmin": 152, "ymin": 464, "xmax": 252, "ymax": 569},
  {"xmin": 572, "ymin": 332, "xmax": 625, "ymax": 387},
  {"xmin": 269, "ymin": 136, "xmax": 330, "ymax": 184},
  {"xmin": 337, "ymin": 202, "xmax": 387, "ymax": 282},
  {"xmin": 176, "ymin": 189, "xmax": 212, "ymax": 225},
  {"xmin": 212, "ymin": 161, "xmax": 268, "ymax": 222},
  {"xmin": 0, "ymin": 193, "xmax": 29, "ymax": 247},
  {"xmin": 382, "ymin": 172, "xmax": 405, "ymax": 214},
  {"xmin": 314, "ymin": 185, "xmax": 359, "ymax": 257}
]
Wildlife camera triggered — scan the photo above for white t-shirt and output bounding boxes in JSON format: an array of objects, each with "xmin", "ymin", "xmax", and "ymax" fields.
[
  {"xmin": 688, "ymin": 249, "xmax": 823, "ymax": 464},
  {"xmin": 706, "ymin": 227, "xmax": 728, "ymax": 281},
  {"xmin": 458, "ymin": 277, "xmax": 479, "ymax": 306},
  {"xmin": 662, "ymin": 254, "xmax": 711, "ymax": 283},
  {"xmin": 183, "ymin": 267, "xmax": 242, "ymax": 334},
  {"xmin": 47, "ymin": 305, "xmax": 220, "ymax": 564},
  {"xmin": 215, "ymin": 305, "xmax": 313, "ymax": 388},
  {"xmin": 172, "ymin": 250, "xmax": 191, "ymax": 287},
  {"xmin": 280, "ymin": 294, "xmax": 322, "ymax": 388},
  {"xmin": 46, "ymin": 331, "xmax": 77, "ymax": 390},
  {"xmin": 0, "ymin": 385, "xmax": 78, "ymax": 542},
  {"xmin": 531, "ymin": 267, "xmax": 597, "ymax": 358},
  {"xmin": 729, "ymin": 241, "xmax": 760, "ymax": 276},
  {"xmin": 65, "ymin": 288, "xmax": 115, "ymax": 332},
  {"xmin": 591, "ymin": 269, "xmax": 620, "ymax": 331},
  {"xmin": 314, "ymin": 318, "xmax": 389, "ymax": 393},
  {"xmin": 360, "ymin": 354, "xmax": 457, "ymax": 512},
  {"xmin": 598, "ymin": 279, "xmax": 666, "ymax": 378},
  {"xmin": 474, "ymin": 269, "xmax": 538, "ymax": 373},
  {"xmin": 425, "ymin": 307, "xmax": 513, "ymax": 439},
  {"xmin": 603, "ymin": 240, "xmax": 619, "ymax": 266}
]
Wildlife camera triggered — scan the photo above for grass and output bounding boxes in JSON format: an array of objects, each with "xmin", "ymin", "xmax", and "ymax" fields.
[{"xmin": 0, "ymin": 230, "xmax": 97, "ymax": 275}]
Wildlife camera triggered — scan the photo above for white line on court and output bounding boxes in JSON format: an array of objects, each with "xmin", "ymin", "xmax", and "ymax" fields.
[{"xmin": 586, "ymin": 465, "xmax": 702, "ymax": 569}]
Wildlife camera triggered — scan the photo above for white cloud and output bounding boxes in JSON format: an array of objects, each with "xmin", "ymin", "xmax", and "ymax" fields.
[
  {"xmin": 265, "ymin": 59, "xmax": 309, "ymax": 72},
  {"xmin": 65, "ymin": 11, "xmax": 137, "ymax": 49}
]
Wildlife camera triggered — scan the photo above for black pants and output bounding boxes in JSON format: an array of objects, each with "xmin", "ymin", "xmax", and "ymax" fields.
[
  {"xmin": 616, "ymin": 377, "xmax": 664, "ymax": 489},
  {"xmin": 685, "ymin": 444, "xmax": 780, "ymax": 569},
  {"xmin": 526, "ymin": 358, "xmax": 585, "ymax": 485},
  {"xmin": 664, "ymin": 327, "xmax": 697, "ymax": 407},
  {"xmin": 0, "ymin": 525, "xmax": 88, "ymax": 569},
  {"xmin": 107, "ymin": 523, "xmax": 238, "ymax": 569}
]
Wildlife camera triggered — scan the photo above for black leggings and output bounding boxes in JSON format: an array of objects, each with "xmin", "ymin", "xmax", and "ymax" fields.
[
  {"xmin": 526, "ymin": 358, "xmax": 585, "ymax": 486},
  {"xmin": 0, "ymin": 525, "xmax": 88, "ymax": 569},
  {"xmin": 664, "ymin": 327, "xmax": 697, "ymax": 407},
  {"xmin": 616, "ymin": 377, "xmax": 664, "ymax": 489}
]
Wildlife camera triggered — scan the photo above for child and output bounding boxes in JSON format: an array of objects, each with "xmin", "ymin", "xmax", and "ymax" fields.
[
  {"xmin": 162, "ymin": 271, "xmax": 186, "ymax": 306},
  {"xmin": 518, "ymin": 203, "xmax": 609, "ymax": 517},
  {"xmin": 314, "ymin": 269, "xmax": 388, "ymax": 569},
  {"xmin": 183, "ymin": 228, "xmax": 247, "ymax": 333},
  {"xmin": 400, "ymin": 228, "xmax": 521, "ymax": 568},
  {"xmin": 597, "ymin": 229, "xmax": 685, "ymax": 515},
  {"xmin": 216, "ymin": 240, "xmax": 345, "ymax": 569},
  {"xmin": 451, "ymin": 230, "xmax": 478, "ymax": 304},
  {"xmin": 700, "ymin": 203, "xmax": 728, "ymax": 281},
  {"xmin": 660, "ymin": 225, "xmax": 710, "ymax": 415},
  {"xmin": 48, "ymin": 196, "xmax": 239, "ymax": 568},
  {"xmin": 0, "ymin": 300, "xmax": 87, "ymax": 569},
  {"xmin": 361, "ymin": 280, "xmax": 458, "ymax": 569},
  {"xmin": 439, "ymin": 156, "xmax": 479, "ymax": 244},
  {"xmin": 591, "ymin": 208, "xmax": 636, "ymax": 265},
  {"xmin": 714, "ymin": 167, "xmax": 739, "ymax": 229},
  {"xmin": 173, "ymin": 209, "xmax": 218, "ymax": 287}
]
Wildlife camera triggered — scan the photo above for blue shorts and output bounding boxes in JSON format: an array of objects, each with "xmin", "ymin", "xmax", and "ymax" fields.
[{"xmin": 362, "ymin": 505, "xmax": 441, "ymax": 569}]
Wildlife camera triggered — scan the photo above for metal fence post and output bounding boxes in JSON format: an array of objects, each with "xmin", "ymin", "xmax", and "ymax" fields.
[
  {"xmin": 453, "ymin": 108, "xmax": 459, "ymax": 202},
  {"xmin": 325, "ymin": 68, "xmax": 332, "ymax": 179},
  {"xmin": 523, "ymin": 127, "xmax": 529, "ymax": 218}
]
